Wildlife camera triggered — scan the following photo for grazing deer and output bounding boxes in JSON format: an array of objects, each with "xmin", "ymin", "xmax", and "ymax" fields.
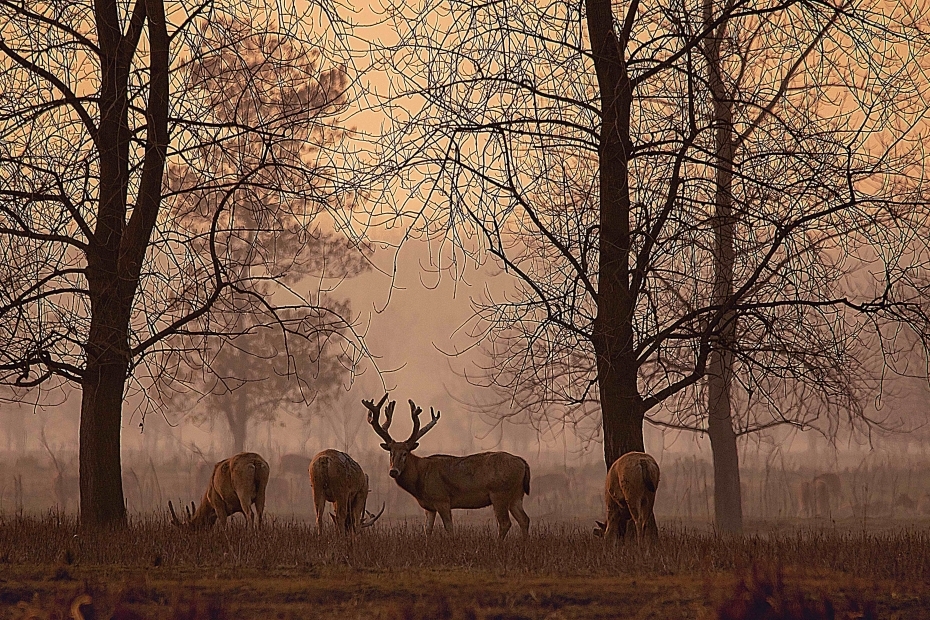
[
  {"xmin": 309, "ymin": 449, "xmax": 384, "ymax": 535},
  {"xmin": 533, "ymin": 471, "xmax": 573, "ymax": 512},
  {"xmin": 168, "ymin": 452, "xmax": 269, "ymax": 528},
  {"xmin": 365, "ymin": 394, "xmax": 531, "ymax": 538},
  {"xmin": 279, "ymin": 453, "xmax": 313, "ymax": 477},
  {"xmin": 798, "ymin": 473, "xmax": 842, "ymax": 519},
  {"xmin": 40, "ymin": 430, "xmax": 78, "ymax": 512},
  {"xmin": 594, "ymin": 452, "xmax": 660, "ymax": 544}
]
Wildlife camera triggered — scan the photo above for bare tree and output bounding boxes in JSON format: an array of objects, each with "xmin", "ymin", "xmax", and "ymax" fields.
[
  {"xmin": 0, "ymin": 2, "xmax": 366, "ymax": 526},
  {"xmin": 176, "ymin": 295, "xmax": 361, "ymax": 454},
  {"xmin": 373, "ymin": 0, "xmax": 930, "ymax": 489}
]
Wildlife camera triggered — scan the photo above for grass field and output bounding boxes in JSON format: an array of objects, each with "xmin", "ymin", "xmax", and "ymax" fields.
[{"xmin": 2, "ymin": 516, "xmax": 929, "ymax": 619}]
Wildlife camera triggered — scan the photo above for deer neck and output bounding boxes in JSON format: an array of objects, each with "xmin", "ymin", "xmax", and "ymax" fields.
[
  {"xmin": 191, "ymin": 491, "xmax": 216, "ymax": 527},
  {"xmin": 396, "ymin": 452, "xmax": 423, "ymax": 494}
]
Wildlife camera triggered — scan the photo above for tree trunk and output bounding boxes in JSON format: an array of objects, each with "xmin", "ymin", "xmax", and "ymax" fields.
[
  {"xmin": 707, "ymin": 349, "xmax": 743, "ymax": 532},
  {"xmin": 586, "ymin": 0, "xmax": 644, "ymax": 469},
  {"xmin": 78, "ymin": 0, "xmax": 169, "ymax": 527},
  {"xmin": 226, "ymin": 408, "xmax": 248, "ymax": 454},
  {"xmin": 703, "ymin": 0, "xmax": 743, "ymax": 533},
  {"xmin": 79, "ymin": 356, "xmax": 128, "ymax": 526}
]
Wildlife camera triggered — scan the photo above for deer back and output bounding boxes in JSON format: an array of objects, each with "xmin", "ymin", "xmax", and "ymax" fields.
[
  {"xmin": 209, "ymin": 452, "xmax": 270, "ymax": 515},
  {"xmin": 310, "ymin": 449, "xmax": 367, "ymax": 504},
  {"xmin": 606, "ymin": 452, "xmax": 660, "ymax": 507},
  {"xmin": 407, "ymin": 451, "xmax": 529, "ymax": 509}
]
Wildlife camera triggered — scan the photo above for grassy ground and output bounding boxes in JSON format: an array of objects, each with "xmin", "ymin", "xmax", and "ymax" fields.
[{"xmin": 2, "ymin": 516, "xmax": 929, "ymax": 619}]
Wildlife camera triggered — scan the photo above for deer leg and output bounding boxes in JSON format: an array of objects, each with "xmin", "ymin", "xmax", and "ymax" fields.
[
  {"xmin": 350, "ymin": 493, "xmax": 365, "ymax": 535},
  {"xmin": 425, "ymin": 509, "xmax": 437, "ymax": 535},
  {"xmin": 255, "ymin": 491, "xmax": 266, "ymax": 528},
  {"xmin": 215, "ymin": 503, "xmax": 229, "ymax": 528},
  {"xmin": 627, "ymin": 498, "xmax": 645, "ymax": 544},
  {"xmin": 491, "ymin": 497, "xmax": 512, "ymax": 539},
  {"xmin": 437, "ymin": 505, "xmax": 453, "ymax": 534},
  {"xmin": 234, "ymin": 487, "xmax": 255, "ymax": 527},
  {"xmin": 604, "ymin": 497, "xmax": 629, "ymax": 544},
  {"xmin": 314, "ymin": 491, "xmax": 327, "ymax": 535},
  {"xmin": 509, "ymin": 496, "xmax": 530, "ymax": 537},
  {"xmin": 335, "ymin": 501, "xmax": 350, "ymax": 535},
  {"xmin": 640, "ymin": 494, "xmax": 658, "ymax": 542}
]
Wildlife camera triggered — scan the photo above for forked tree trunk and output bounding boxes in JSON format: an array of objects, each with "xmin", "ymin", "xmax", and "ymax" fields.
[
  {"xmin": 703, "ymin": 0, "xmax": 743, "ymax": 533},
  {"xmin": 586, "ymin": 0, "xmax": 646, "ymax": 469},
  {"xmin": 79, "ymin": 0, "xmax": 169, "ymax": 527},
  {"xmin": 226, "ymin": 406, "xmax": 249, "ymax": 454}
]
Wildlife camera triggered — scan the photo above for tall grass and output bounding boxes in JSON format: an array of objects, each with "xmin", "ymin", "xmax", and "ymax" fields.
[{"xmin": 2, "ymin": 514, "xmax": 928, "ymax": 581}]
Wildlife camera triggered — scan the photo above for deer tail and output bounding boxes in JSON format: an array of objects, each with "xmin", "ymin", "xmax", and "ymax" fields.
[
  {"xmin": 319, "ymin": 455, "xmax": 332, "ymax": 497},
  {"xmin": 641, "ymin": 459, "xmax": 658, "ymax": 493},
  {"xmin": 522, "ymin": 459, "xmax": 531, "ymax": 495},
  {"xmin": 255, "ymin": 458, "xmax": 270, "ymax": 492}
]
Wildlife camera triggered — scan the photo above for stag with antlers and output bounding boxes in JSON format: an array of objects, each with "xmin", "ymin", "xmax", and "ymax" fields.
[
  {"xmin": 365, "ymin": 394, "xmax": 531, "ymax": 538},
  {"xmin": 169, "ymin": 452, "xmax": 269, "ymax": 528},
  {"xmin": 309, "ymin": 449, "xmax": 384, "ymax": 535}
]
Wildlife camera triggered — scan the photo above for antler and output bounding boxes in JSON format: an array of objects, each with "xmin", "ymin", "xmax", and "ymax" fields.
[
  {"xmin": 407, "ymin": 400, "xmax": 441, "ymax": 444},
  {"xmin": 364, "ymin": 393, "xmax": 395, "ymax": 443},
  {"xmin": 360, "ymin": 502, "xmax": 385, "ymax": 528},
  {"xmin": 168, "ymin": 500, "xmax": 184, "ymax": 526},
  {"xmin": 383, "ymin": 400, "xmax": 395, "ymax": 431}
]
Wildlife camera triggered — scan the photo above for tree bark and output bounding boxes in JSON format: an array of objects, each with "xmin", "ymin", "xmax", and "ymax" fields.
[
  {"xmin": 703, "ymin": 0, "xmax": 743, "ymax": 533},
  {"xmin": 586, "ymin": 0, "xmax": 645, "ymax": 468},
  {"xmin": 226, "ymin": 404, "xmax": 249, "ymax": 454},
  {"xmin": 221, "ymin": 386, "xmax": 251, "ymax": 454},
  {"xmin": 79, "ymin": 0, "xmax": 168, "ymax": 527}
]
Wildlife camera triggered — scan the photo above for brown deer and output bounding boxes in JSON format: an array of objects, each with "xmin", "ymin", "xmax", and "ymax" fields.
[
  {"xmin": 365, "ymin": 394, "xmax": 531, "ymax": 538},
  {"xmin": 309, "ymin": 449, "xmax": 384, "ymax": 534},
  {"xmin": 797, "ymin": 473, "xmax": 842, "ymax": 519},
  {"xmin": 594, "ymin": 452, "xmax": 660, "ymax": 544},
  {"xmin": 168, "ymin": 452, "xmax": 269, "ymax": 528},
  {"xmin": 40, "ymin": 429, "xmax": 78, "ymax": 512}
]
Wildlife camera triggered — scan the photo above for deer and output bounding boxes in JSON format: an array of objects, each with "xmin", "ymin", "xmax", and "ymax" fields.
[
  {"xmin": 594, "ymin": 451, "xmax": 660, "ymax": 544},
  {"xmin": 365, "ymin": 393, "xmax": 531, "ymax": 539},
  {"xmin": 798, "ymin": 472, "xmax": 842, "ymax": 519},
  {"xmin": 40, "ymin": 429, "xmax": 78, "ymax": 512},
  {"xmin": 309, "ymin": 449, "xmax": 385, "ymax": 535},
  {"xmin": 168, "ymin": 452, "xmax": 269, "ymax": 528}
]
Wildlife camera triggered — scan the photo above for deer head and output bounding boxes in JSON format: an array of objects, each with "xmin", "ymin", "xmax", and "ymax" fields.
[
  {"xmin": 168, "ymin": 499, "xmax": 216, "ymax": 529},
  {"xmin": 365, "ymin": 395, "xmax": 440, "ymax": 478},
  {"xmin": 328, "ymin": 502, "xmax": 385, "ymax": 530},
  {"xmin": 360, "ymin": 502, "xmax": 385, "ymax": 528}
]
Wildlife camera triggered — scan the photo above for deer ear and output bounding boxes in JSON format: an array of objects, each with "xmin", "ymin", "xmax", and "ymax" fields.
[
  {"xmin": 408, "ymin": 442, "xmax": 419, "ymax": 450},
  {"xmin": 380, "ymin": 443, "xmax": 390, "ymax": 451}
]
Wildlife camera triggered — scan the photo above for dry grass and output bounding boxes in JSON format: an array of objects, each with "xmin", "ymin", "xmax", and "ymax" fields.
[{"xmin": 1, "ymin": 515, "xmax": 929, "ymax": 618}]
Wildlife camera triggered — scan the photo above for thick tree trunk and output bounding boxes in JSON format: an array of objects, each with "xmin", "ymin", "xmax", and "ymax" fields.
[
  {"xmin": 599, "ymin": 361, "xmax": 645, "ymax": 467},
  {"xmin": 586, "ymin": 0, "xmax": 645, "ymax": 469},
  {"xmin": 229, "ymin": 418, "xmax": 247, "ymax": 454},
  {"xmin": 78, "ymin": 0, "xmax": 168, "ymax": 527},
  {"xmin": 703, "ymin": 0, "xmax": 743, "ymax": 533},
  {"xmin": 707, "ymin": 349, "xmax": 742, "ymax": 532},
  {"xmin": 80, "ymin": 356, "xmax": 129, "ymax": 525},
  {"xmin": 226, "ymin": 408, "xmax": 248, "ymax": 454}
]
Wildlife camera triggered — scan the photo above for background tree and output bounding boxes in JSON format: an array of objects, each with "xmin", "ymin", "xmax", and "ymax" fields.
[
  {"xmin": 159, "ymin": 28, "xmax": 373, "ymax": 454},
  {"xmin": 373, "ymin": 0, "xmax": 930, "ymax": 501},
  {"xmin": 0, "ymin": 1, "xmax": 366, "ymax": 526}
]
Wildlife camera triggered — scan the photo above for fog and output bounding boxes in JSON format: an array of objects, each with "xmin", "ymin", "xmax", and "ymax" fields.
[{"xmin": 2, "ymin": 239, "xmax": 929, "ymax": 526}]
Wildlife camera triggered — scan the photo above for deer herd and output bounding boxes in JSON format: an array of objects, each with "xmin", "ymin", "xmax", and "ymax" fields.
[{"xmin": 167, "ymin": 393, "xmax": 662, "ymax": 543}]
